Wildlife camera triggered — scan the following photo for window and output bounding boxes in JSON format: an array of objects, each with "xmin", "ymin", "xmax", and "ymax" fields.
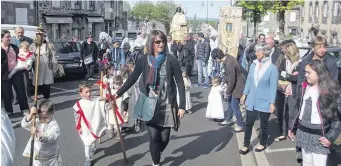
[
  {"xmin": 315, "ymin": 2, "xmax": 319, "ymax": 22},
  {"xmin": 289, "ymin": 12, "xmax": 296, "ymax": 22},
  {"xmin": 89, "ymin": 1, "xmax": 95, "ymax": 10},
  {"xmin": 51, "ymin": 1, "xmax": 60, "ymax": 8},
  {"xmin": 309, "ymin": 2, "xmax": 313, "ymax": 22},
  {"xmin": 333, "ymin": 1, "xmax": 340, "ymax": 17},
  {"xmin": 263, "ymin": 12, "xmax": 270, "ymax": 21},
  {"xmin": 323, "ymin": 1, "xmax": 328, "ymax": 18},
  {"xmin": 301, "ymin": 6, "xmax": 304, "ymax": 18}
]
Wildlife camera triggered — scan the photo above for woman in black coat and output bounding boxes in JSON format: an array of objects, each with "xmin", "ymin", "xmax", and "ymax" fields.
[
  {"xmin": 116, "ymin": 30, "xmax": 186, "ymax": 166},
  {"xmin": 1, "ymin": 30, "xmax": 29, "ymax": 115}
]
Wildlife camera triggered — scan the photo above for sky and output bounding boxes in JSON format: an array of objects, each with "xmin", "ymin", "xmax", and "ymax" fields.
[{"xmin": 128, "ymin": 0, "xmax": 233, "ymax": 19}]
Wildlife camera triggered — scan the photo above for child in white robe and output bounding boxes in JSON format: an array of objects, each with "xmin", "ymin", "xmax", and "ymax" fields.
[
  {"xmin": 73, "ymin": 82, "xmax": 106, "ymax": 166},
  {"xmin": 177, "ymin": 70, "xmax": 192, "ymax": 114},
  {"xmin": 205, "ymin": 77, "xmax": 224, "ymax": 120},
  {"xmin": 21, "ymin": 99, "xmax": 62, "ymax": 166},
  {"xmin": 8, "ymin": 41, "xmax": 35, "ymax": 78},
  {"xmin": 105, "ymin": 75, "xmax": 127, "ymax": 138}
]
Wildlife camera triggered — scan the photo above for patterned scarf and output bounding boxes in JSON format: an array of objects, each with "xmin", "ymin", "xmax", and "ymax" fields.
[{"xmin": 148, "ymin": 54, "xmax": 166, "ymax": 89}]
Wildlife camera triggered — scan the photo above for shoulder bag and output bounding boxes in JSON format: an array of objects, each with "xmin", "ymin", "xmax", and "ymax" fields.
[
  {"xmin": 84, "ymin": 43, "xmax": 94, "ymax": 65},
  {"xmin": 133, "ymin": 71, "xmax": 165, "ymax": 122}
]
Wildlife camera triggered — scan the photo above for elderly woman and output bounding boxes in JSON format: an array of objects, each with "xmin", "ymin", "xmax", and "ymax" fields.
[
  {"xmin": 239, "ymin": 43, "xmax": 278, "ymax": 154},
  {"xmin": 30, "ymin": 34, "xmax": 57, "ymax": 99},
  {"xmin": 1, "ymin": 30, "xmax": 29, "ymax": 115},
  {"xmin": 115, "ymin": 30, "xmax": 185, "ymax": 166}
]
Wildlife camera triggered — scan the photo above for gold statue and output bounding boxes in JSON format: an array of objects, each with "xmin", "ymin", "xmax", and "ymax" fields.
[{"xmin": 170, "ymin": 6, "xmax": 188, "ymax": 42}]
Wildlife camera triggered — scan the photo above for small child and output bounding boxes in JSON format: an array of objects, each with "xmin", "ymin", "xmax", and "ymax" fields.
[
  {"xmin": 8, "ymin": 41, "xmax": 35, "ymax": 78},
  {"xmin": 177, "ymin": 70, "xmax": 192, "ymax": 114},
  {"xmin": 21, "ymin": 99, "xmax": 62, "ymax": 165},
  {"xmin": 102, "ymin": 63, "xmax": 115, "ymax": 95},
  {"xmin": 105, "ymin": 75, "xmax": 127, "ymax": 138},
  {"xmin": 120, "ymin": 65, "xmax": 132, "ymax": 121},
  {"xmin": 73, "ymin": 82, "xmax": 106, "ymax": 166},
  {"xmin": 205, "ymin": 77, "xmax": 224, "ymax": 120}
]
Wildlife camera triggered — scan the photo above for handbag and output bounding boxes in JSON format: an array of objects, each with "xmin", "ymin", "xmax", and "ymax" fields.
[
  {"xmin": 84, "ymin": 54, "xmax": 93, "ymax": 65},
  {"xmin": 133, "ymin": 74, "xmax": 165, "ymax": 122}
]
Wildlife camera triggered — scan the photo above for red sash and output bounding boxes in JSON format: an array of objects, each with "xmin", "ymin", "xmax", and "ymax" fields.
[
  {"xmin": 105, "ymin": 93, "xmax": 124, "ymax": 124},
  {"xmin": 95, "ymin": 80, "xmax": 107, "ymax": 89},
  {"xmin": 17, "ymin": 52, "xmax": 33, "ymax": 61},
  {"xmin": 75, "ymin": 101, "xmax": 99, "ymax": 139}
]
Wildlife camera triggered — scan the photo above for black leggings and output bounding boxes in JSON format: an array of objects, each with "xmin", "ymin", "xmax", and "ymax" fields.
[{"xmin": 145, "ymin": 123, "xmax": 171, "ymax": 164}]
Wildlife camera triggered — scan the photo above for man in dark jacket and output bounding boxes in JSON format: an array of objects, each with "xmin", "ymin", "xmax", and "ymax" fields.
[
  {"xmin": 178, "ymin": 35, "xmax": 196, "ymax": 77},
  {"xmin": 195, "ymin": 33, "xmax": 211, "ymax": 88},
  {"xmin": 245, "ymin": 34, "xmax": 265, "ymax": 66},
  {"xmin": 80, "ymin": 35, "xmax": 98, "ymax": 80},
  {"xmin": 167, "ymin": 35, "xmax": 179, "ymax": 59},
  {"xmin": 265, "ymin": 36, "xmax": 281, "ymax": 64}
]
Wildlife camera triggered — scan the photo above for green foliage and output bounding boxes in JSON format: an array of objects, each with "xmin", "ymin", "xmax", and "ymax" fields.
[
  {"xmin": 238, "ymin": 0, "xmax": 273, "ymax": 23},
  {"xmin": 129, "ymin": 1, "xmax": 176, "ymax": 24},
  {"xmin": 129, "ymin": 1, "xmax": 155, "ymax": 20},
  {"xmin": 270, "ymin": 0, "xmax": 304, "ymax": 12}
]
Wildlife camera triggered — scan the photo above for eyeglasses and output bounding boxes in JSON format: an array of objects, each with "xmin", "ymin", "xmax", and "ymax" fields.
[{"xmin": 154, "ymin": 40, "xmax": 165, "ymax": 44}]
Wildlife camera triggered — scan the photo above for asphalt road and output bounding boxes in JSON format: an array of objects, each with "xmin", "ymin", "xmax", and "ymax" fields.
[{"xmin": 8, "ymin": 76, "xmax": 312, "ymax": 166}]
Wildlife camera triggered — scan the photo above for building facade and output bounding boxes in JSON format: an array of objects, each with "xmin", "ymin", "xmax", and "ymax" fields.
[
  {"xmin": 301, "ymin": 0, "xmax": 341, "ymax": 46},
  {"xmin": 37, "ymin": 1, "xmax": 105, "ymax": 41},
  {"xmin": 103, "ymin": 1, "xmax": 124, "ymax": 38},
  {"xmin": 1, "ymin": 1, "xmax": 37, "ymax": 26}
]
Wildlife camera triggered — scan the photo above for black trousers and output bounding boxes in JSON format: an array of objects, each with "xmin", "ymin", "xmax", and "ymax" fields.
[
  {"xmin": 1, "ymin": 71, "xmax": 29, "ymax": 113},
  {"xmin": 85, "ymin": 63, "xmax": 95, "ymax": 78},
  {"xmin": 145, "ymin": 123, "xmax": 171, "ymax": 164},
  {"xmin": 38, "ymin": 84, "xmax": 51, "ymax": 99},
  {"xmin": 244, "ymin": 110, "xmax": 271, "ymax": 147}
]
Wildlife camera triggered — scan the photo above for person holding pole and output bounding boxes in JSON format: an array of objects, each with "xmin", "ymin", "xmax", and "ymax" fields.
[
  {"xmin": 73, "ymin": 82, "xmax": 107, "ymax": 166},
  {"xmin": 115, "ymin": 30, "xmax": 186, "ymax": 166},
  {"xmin": 21, "ymin": 99, "xmax": 62, "ymax": 165}
]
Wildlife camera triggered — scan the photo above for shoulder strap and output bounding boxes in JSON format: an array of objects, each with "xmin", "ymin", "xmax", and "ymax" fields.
[{"xmin": 75, "ymin": 101, "xmax": 99, "ymax": 139}]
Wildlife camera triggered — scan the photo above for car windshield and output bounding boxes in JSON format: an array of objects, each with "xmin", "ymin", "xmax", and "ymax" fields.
[
  {"xmin": 326, "ymin": 50, "xmax": 341, "ymax": 68},
  {"xmin": 53, "ymin": 42, "xmax": 81, "ymax": 53}
]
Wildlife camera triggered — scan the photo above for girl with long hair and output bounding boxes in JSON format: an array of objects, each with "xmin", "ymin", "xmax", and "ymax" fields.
[{"xmin": 289, "ymin": 60, "xmax": 341, "ymax": 166}]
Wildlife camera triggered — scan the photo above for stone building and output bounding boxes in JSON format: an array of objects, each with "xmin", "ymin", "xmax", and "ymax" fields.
[
  {"xmin": 300, "ymin": 0, "xmax": 341, "ymax": 46},
  {"xmin": 1, "ymin": 1, "xmax": 37, "ymax": 26},
  {"xmin": 37, "ymin": 0, "xmax": 105, "ymax": 41},
  {"xmin": 103, "ymin": 1, "xmax": 125, "ymax": 38}
]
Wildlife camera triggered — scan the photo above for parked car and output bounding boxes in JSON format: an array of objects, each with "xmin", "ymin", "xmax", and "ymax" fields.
[{"xmin": 52, "ymin": 40, "xmax": 86, "ymax": 78}]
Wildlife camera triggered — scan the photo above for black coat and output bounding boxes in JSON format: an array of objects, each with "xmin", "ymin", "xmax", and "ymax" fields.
[
  {"xmin": 1, "ymin": 44, "xmax": 19, "ymax": 80},
  {"xmin": 80, "ymin": 41, "xmax": 98, "ymax": 64}
]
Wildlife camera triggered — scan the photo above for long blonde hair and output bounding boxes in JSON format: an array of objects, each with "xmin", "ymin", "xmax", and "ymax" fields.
[{"xmin": 283, "ymin": 43, "xmax": 299, "ymax": 63}]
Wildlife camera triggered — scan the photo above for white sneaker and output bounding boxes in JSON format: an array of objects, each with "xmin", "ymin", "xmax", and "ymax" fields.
[
  {"xmin": 234, "ymin": 126, "xmax": 243, "ymax": 132},
  {"xmin": 84, "ymin": 157, "xmax": 91, "ymax": 166},
  {"xmin": 153, "ymin": 164, "xmax": 160, "ymax": 166},
  {"xmin": 220, "ymin": 120, "xmax": 233, "ymax": 125}
]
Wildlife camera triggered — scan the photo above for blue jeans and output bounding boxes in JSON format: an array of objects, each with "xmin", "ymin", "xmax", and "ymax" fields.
[
  {"xmin": 196, "ymin": 59, "xmax": 209, "ymax": 85},
  {"xmin": 225, "ymin": 96, "xmax": 244, "ymax": 127}
]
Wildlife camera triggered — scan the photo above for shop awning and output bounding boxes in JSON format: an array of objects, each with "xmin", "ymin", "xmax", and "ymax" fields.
[
  {"xmin": 45, "ymin": 16, "xmax": 72, "ymax": 24},
  {"xmin": 87, "ymin": 17, "xmax": 104, "ymax": 23}
]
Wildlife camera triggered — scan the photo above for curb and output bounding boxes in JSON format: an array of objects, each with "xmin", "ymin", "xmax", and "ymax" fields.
[{"xmin": 250, "ymin": 126, "xmax": 270, "ymax": 166}]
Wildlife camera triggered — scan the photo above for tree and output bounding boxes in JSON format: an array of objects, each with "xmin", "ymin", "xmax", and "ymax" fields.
[
  {"xmin": 129, "ymin": 1, "xmax": 155, "ymax": 21},
  {"xmin": 152, "ymin": 1, "xmax": 177, "ymax": 33},
  {"xmin": 270, "ymin": 0, "xmax": 304, "ymax": 35},
  {"xmin": 238, "ymin": 0, "xmax": 273, "ymax": 40},
  {"xmin": 129, "ymin": 1, "xmax": 177, "ymax": 33}
]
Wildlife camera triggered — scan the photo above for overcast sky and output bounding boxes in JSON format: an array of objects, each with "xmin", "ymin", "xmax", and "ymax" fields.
[{"xmin": 128, "ymin": 0, "xmax": 233, "ymax": 19}]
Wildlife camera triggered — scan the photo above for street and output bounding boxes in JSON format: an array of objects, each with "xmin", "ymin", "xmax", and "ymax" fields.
[{"xmin": 9, "ymin": 76, "xmax": 304, "ymax": 166}]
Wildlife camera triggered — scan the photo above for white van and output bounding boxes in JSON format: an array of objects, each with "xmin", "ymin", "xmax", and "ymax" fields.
[{"xmin": 1, "ymin": 24, "xmax": 49, "ymax": 41}]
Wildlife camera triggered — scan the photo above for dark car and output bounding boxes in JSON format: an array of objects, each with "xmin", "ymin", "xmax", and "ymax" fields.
[{"xmin": 52, "ymin": 41, "xmax": 86, "ymax": 78}]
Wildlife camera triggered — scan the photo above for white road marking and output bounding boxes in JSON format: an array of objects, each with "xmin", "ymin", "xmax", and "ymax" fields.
[
  {"xmin": 265, "ymin": 147, "xmax": 296, "ymax": 153},
  {"xmin": 251, "ymin": 126, "xmax": 270, "ymax": 166},
  {"xmin": 236, "ymin": 130, "xmax": 258, "ymax": 166}
]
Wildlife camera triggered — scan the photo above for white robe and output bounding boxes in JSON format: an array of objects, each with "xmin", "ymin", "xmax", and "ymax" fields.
[
  {"xmin": 105, "ymin": 89, "xmax": 127, "ymax": 128},
  {"xmin": 177, "ymin": 77, "xmax": 192, "ymax": 110},
  {"xmin": 21, "ymin": 116, "xmax": 62, "ymax": 165},
  {"xmin": 73, "ymin": 98, "xmax": 106, "ymax": 146},
  {"xmin": 1, "ymin": 110, "xmax": 15, "ymax": 166},
  {"xmin": 205, "ymin": 85, "xmax": 224, "ymax": 119}
]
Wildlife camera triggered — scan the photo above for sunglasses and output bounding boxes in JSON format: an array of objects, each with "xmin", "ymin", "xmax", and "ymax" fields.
[{"xmin": 154, "ymin": 40, "xmax": 165, "ymax": 44}]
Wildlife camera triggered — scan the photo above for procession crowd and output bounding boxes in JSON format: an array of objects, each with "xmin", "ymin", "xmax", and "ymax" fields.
[{"xmin": 2, "ymin": 25, "xmax": 341, "ymax": 166}]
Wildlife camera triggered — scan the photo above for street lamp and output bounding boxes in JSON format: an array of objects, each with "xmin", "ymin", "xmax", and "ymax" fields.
[{"xmin": 202, "ymin": 0, "xmax": 213, "ymax": 22}]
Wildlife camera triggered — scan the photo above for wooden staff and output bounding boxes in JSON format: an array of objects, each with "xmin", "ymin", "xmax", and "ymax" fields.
[
  {"xmin": 105, "ymin": 74, "xmax": 128, "ymax": 163},
  {"xmin": 29, "ymin": 24, "xmax": 44, "ymax": 166},
  {"xmin": 98, "ymin": 71, "xmax": 104, "ymax": 144}
]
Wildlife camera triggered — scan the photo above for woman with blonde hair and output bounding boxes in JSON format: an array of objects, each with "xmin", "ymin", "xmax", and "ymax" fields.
[{"xmin": 275, "ymin": 43, "xmax": 300, "ymax": 142}]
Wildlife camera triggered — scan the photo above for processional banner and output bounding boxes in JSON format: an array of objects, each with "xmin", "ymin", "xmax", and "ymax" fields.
[{"xmin": 218, "ymin": 7, "xmax": 243, "ymax": 58}]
